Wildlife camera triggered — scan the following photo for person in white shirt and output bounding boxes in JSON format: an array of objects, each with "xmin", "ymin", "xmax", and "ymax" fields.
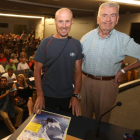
[
  {"xmin": 0, "ymin": 64, "xmax": 5, "ymax": 73},
  {"xmin": 17, "ymin": 58, "xmax": 29, "ymax": 70},
  {"xmin": 2, "ymin": 67, "xmax": 16, "ymax": 82}
]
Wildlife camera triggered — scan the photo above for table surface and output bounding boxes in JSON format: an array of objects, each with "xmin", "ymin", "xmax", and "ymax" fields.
[{"xmin": 8, "ymin": 108, "xmax": 134, "ymax": 140}]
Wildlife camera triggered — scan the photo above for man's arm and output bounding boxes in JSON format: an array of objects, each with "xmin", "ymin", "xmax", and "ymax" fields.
[
  {"xmin": 0, "ymin": 90, "xmax": 9, "ymax": 100},
  {"xmin": 33, "ymin": 61, "xmax": 45, "ymax": 114},
  {"xmin": 114, "ymin": 61, "xmax": 140, "ymax": 85},
  {"xmin": 69, "ymin": 59, "xmax": 82, "ymax": 116}
]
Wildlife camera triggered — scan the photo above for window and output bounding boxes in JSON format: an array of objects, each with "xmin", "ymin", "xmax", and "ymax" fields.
[{"xmin": 0, "ymin": 23, "xmax": 8, "ymax": 28}]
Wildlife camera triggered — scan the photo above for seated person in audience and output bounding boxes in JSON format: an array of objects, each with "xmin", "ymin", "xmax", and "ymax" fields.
[
  {"xmin": 2, "ymin": 67, "xmax": 16, "ymax": 83},
  {"xmin": 11, "ymin": 54, "xmax": 19, "ymax": 63},
  {"xmin": 0, "ymin": 64, "xmax": 5, "ymax": 73},
  {"xmin": 0, "ymin": 52, "xmax": 8, "ymax": 65},
  {"xmin": 5, "ymin": 59, "xmax": 16, "ymax": 71},
  {"xmin": 4, "ymin": 49, "xmax": 11, "ymax": 61},
  {"xmin": 11, "ymin": 48, "xmax": 19, "ymax": 58},
  {"xmin": 17, "ymin": 58, "xmax": 29, "ymax": 70},
  {"xmin": 12, "ymin": 74, "xmax": 33, "ymax": 115},
  {"xmin": 19, "ymin": 52, "xmax": 28, "ymax": 62},
  {"xmin": 0, "ymin": 77, "xmax": 23, "ymax": 133},
  {"xmin": 29, "ymin": 56, "xmax": 35, "ymax": 70}
]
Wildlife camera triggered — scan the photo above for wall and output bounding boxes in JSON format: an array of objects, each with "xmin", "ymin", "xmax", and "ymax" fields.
[
  {"xmin": 115, "ymin": 13, "xmax": 140, "ymax": 35},
  {"xmin": 0, "ymin": 16, "xmax": 44, "ymax": 39},
  {"xmin": 0, "ymin": 16, "xmax": 31, "ymax": 34},
  {"xmin": 44, "ymin": 16, "xmax": 96, "ymax": 40},
  {"xmin": 30, "ymin": 18, "xmax": 44, "ymax": 40}
]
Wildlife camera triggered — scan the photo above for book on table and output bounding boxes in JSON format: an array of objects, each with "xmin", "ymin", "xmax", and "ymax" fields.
[{"xmin": 17, "ymin": 110, "xmax": 71, "ymax": 140}]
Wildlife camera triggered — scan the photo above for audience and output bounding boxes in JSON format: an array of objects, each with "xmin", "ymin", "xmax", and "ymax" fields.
[
  {"xmin": 0, "ymin": 77, "xmax": 23, "ymax": 133},
  {"xmin": 5, "ymin": 59, "xmax": 16, "ymax": 71},
  {"xmin": 17, "ymin": 58, "xmax": 29, "ymax": 70},
  {"xmin": 2, "ymin": 67, "xmax": 16, "ymax": 83},
  {"xmin": 12, "ymin": 74, "xmax": 33, "ymax": 115},
  {"xmin": 0, "ymin": 31, "xmax": 41, "ymax": 132}
]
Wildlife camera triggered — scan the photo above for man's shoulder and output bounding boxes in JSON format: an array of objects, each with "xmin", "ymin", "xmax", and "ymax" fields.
[
  {"xmin": 40, "ymin": 36, "xmax": 53, "ymax": 44},
  {"xmin": 114, "ymin": 29, "xmax": 130, "ymax": 38},
  {"xmin": 70, "ymin": 37, "xmax": 80, "ymax": 44},
  {"xmin": 2, "ymin": 73, "xmax": 8, "ymax": 77},
  {"xmin": 80, "ymin": 29, "xmax": 97, "ymax": 41}
]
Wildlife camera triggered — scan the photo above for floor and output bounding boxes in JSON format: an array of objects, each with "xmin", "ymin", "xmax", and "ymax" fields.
[
  {"xmin": 0, "ymin": 85, "xmax": 140, "ymax": 139},
  {"xmin": 110, "ymin": 85, "xmax": 140, "ymax": 130}
]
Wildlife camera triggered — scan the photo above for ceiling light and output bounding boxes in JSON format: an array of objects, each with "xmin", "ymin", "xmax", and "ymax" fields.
[
  {"xmin": 0, "ymin": 13, "xmax": 43, "ymax": 18},
  {"xmin": 109, "ymin": 0, "xmax": 140, "ymax": 5}
]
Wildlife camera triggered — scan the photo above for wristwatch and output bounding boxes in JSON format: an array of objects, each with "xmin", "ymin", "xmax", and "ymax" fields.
[
  {"xmin": 72, "ymin": 94, "xmax": 81, "ymax": 99},
  {"xmin": 121, "ymin": 69, "xmax": 126, "ymax": 74}
]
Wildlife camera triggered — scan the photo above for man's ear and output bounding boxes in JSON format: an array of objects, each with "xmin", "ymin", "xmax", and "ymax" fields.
[
  {"xmin": 54, "ymin": 18, "xmax": 56, "ymax": 26},
  {"xmin": 97, "ymin": 16, "xmax": 99, "ymax": 25},
  {"xmin": 116, "ymin": 15, "xmax": 119, "ymax": 25}
]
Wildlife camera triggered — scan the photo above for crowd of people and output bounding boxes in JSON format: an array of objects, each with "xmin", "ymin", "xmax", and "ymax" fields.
[{"xmin": 0, "ymin": 30, "xmax": 40, "ymax": 133}]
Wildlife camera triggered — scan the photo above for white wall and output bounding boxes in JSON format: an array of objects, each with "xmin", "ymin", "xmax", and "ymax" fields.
[
  {"xmin": 30, "ymin": 18, "xmax": 44, "ymax": 40},
  {"xmin": 44, "ymin": 16, "xmax": 96, "ymax": 40}
]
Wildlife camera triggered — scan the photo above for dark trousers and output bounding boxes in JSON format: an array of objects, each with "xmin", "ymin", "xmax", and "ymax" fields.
[{"xmin": 44, "ymin": 96, "xmax": 72, "ymax": 113}]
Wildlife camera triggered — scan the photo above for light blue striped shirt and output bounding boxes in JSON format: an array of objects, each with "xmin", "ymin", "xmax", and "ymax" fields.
[{"xmin": 80, "ymin": 27, "xmax": 140, "ymax": 76}]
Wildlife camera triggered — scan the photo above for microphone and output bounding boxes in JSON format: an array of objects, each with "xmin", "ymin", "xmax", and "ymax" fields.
[{"xmin": 85, "ymin": 101, "xmax": 122, "ymax": 140}]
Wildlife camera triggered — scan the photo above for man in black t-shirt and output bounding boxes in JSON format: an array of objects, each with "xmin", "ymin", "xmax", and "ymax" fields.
[
  {"xmin": 33, "ymin": 8, "xmax": 83, "ymax": 116},
  {"xmin": 0, "ymin": 77, "xmax": 23, "ymax": 133}
]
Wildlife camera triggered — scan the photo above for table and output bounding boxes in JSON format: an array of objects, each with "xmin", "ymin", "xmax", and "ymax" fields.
[{"xmin": 8, "ymin": 108, "xmax": 134, "ymax": 140}]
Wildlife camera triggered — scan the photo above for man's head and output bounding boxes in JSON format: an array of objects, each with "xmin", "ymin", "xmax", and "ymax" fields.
[
  {"xmin": 0, "ymin": 77, "xmax": 7, "ymax": 88},
  {"xmin": 7, "ymin": 67, "xmax": 14, "ymax": 77},
  {"xmin": 97, "ymin": 2, "xmax": 119, "ymax": 33},
  {"xmin": 21, "ymin": 58, "xmax": 26, "ymax": 64},
  {"xmin": 55, "ymin": 8, "xmax": 73, "ymax": 38},
  {"xmin": 0, "ymin": 53, "xmax": 4, "ymax": 59},
  {"xmin": 9, "ymin": 59, "xmax": 13, "ymax": 66}
]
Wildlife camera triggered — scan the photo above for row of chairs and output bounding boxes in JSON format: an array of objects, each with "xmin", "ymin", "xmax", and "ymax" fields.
[
  {"xmin": 123, "ymin": 70, "xmax": 139, "ymax": 83},
  {"xmin": 0, "ymin": 68, "xmax": 31, "ymax": 79},
  {"xmin": 1, "ymin": 61, "xmax": 30, "ymax": 69}
]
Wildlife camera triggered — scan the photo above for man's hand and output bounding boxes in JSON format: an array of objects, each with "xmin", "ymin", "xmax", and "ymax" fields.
[
  {"xmin": 69, "ymin": 97, "xmax": 80, "ymax": 116},
  {"xmin": 5, "ymin": 90, "xmax": 9, "ymax": 95},
  {"xmin": 33, "ymin": 94, "xmax": 45, "ymax": 114},
  {"xmin": 114, "ymin": 70, "xmax": 124, "ymax": 85}
]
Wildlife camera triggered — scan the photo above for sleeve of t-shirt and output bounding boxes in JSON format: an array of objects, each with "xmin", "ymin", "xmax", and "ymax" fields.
[{"xmin": 34, "ymin": 38, "xmax": 48, "ymax": 64}]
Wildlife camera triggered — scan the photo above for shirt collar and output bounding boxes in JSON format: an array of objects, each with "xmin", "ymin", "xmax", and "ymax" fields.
[{"xmin": 97, "ymin": 26, "xmax": 114, "ymax": 39}]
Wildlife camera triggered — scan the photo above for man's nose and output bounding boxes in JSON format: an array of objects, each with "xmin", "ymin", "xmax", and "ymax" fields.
[
  {"xmin": 106, "ymin": 16, "xmax": 111, "ymax": 21},
  {"xmin": 62, "ymin": 22, "xmax": 66, "ymax": 27}
]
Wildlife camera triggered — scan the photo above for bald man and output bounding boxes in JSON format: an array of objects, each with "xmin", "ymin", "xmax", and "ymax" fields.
[
  {"xmin": 33, "ymin": 8, "xmax": 83, "ymax": 116},
  {"xmin": 5, "ymin": 59, "xmax": 16, "ymax": 71}
]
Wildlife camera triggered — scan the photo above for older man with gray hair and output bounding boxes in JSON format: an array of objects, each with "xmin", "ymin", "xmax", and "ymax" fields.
[{"xmin": 80, "ymin": 2, "xmax": 140, "ymax": 122}]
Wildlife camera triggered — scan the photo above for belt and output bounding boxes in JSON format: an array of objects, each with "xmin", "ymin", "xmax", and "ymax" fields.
[{"xmin": 83, "ymin": 72, "xmax": 115, "ymax": 80}]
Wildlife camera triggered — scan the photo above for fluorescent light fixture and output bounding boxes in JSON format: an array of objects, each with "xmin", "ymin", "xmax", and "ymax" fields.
[
  {"xmin": 0, "ymin": 13, "xmax": 43, "ymax": 18},
  {"xmin": 109, "ymin": 0, "xmax": 140, "ymax": 5}
]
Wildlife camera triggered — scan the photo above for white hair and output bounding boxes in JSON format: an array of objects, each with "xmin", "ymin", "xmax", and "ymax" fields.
[{"xmin": 98, "ymin": 2, "xmax": 119, "ymax": 16}]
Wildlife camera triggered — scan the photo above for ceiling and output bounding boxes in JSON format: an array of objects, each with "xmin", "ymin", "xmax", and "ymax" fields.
[{"xmin": 1, "ymin": 0, "xmax": 140, "ymax": 18}]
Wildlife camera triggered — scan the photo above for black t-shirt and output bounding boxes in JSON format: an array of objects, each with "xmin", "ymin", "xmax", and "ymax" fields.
[
  {"xmin": 0, "ymin": 86, "xmax": 9, "ymax": 96},
  {"xmin": 34, "ymin": 35, "xmax": 83, "ymax": 98}
]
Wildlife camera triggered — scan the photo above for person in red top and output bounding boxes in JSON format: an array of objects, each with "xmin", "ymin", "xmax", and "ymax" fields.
[{"xmin": 0, "ymin": 53, "xmax": 8, "ymax": 65}]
